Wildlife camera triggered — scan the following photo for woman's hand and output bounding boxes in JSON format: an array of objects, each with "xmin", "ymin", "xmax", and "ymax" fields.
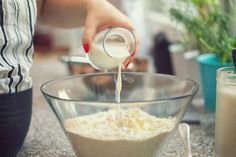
[
  {"xmin": 82, "ymin": 0, "xmax": 140, "ymax": 68},
  {"xmin": 37, "ymin": 0, "xmax": 139, "ymax": 68}
]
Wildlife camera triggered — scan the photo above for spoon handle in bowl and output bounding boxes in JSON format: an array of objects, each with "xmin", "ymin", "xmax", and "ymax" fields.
[{"xmin": 178, "ymin": 123, "xmax": 192, "ymax": 157}]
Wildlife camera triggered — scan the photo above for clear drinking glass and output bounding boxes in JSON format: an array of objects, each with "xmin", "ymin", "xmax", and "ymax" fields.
[
  {"xmin": 215, "ymin": 66, "xmax": 236, "ymax": 157},
  {"xmin": 87, "ymin": 27, "xmax": 136, "ymax": 70},
  {"xmin": 41, "ymin": 72, "xmax": 198, "ymax": 157}
]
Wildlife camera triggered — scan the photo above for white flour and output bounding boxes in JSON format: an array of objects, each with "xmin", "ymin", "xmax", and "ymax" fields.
[
  {"xmin": 67, "ymin": 39, "xmax": 175, "ymax": 157},
  {"xmin": 64, "ymin": 108, "xmax": 176, "ymax": 157}
]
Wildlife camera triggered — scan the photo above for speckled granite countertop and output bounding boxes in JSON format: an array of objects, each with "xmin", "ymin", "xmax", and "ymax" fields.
[
  {"xmin": 17, "ymin": 105, "xmax": 215, "ymax": 157},
  {"xmin": 17, "ymin": 54, "xmax": 215, "ymax": 157}
]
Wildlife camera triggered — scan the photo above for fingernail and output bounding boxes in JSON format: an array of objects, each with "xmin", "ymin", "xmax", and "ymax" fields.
[
  {"xmin": 131, "ymin": 50, "xmax": 136, "ymax": 57},
  {"xmin": 125, "ymin": 60, "xmax": 131, "ymax": 70},
  {"xmin": 83, "ymin": 43, "xmax": 90, "ymax": 53}
]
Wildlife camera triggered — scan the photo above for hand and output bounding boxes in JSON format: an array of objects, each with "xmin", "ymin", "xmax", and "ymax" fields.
[{"xmin": 82, "ymin": 0, "xmax": 140, "ymax": 68}]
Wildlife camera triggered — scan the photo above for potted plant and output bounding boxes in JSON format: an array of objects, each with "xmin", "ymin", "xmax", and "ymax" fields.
[{"xmin": 170, "ymin": 0, "xmax": 236, "ymax": 111}]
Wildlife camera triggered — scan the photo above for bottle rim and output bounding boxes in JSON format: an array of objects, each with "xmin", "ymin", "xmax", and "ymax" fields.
[
  {"xmin": 102, "ymin": 27, "xmax": 136, "ymax": 58},
  {"xmin": 217, "ymin": 66, "xmax": 236, "ymax": 85}
]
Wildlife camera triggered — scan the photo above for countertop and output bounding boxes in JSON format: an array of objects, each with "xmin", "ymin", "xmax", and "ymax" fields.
[{"xmin": 17, "ymin": 53, "xmax": 215, "ymax": 157}]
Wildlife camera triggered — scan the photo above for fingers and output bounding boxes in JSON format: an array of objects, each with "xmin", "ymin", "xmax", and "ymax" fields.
[
  {"xmin": 109, "ymin": 16, "xmax": 134, "ymax": 32},
  {"xmin": 133, "ymin": 29, "xmax": 141, "ymax": 52},
  {"xmin": 82, "ymin": 20, "xmax": 97, "ymax": 53},
  {"xmin": 122, "ymin": 24, "xmax": 140, "ymax": 69},
  {"xmin": 108, "ymin": 17, "xmax": 141, "ymax": 64},
  {"xmin": 123, "ymin": 30, "xmax": 140, "ymax": 69},
  {"xmin": 124, "ymin": 50, "xmax": 136, "ymax": 69},
  {"xmin": 82, "ymin": 11, "xmax": 140, "ymax": 57}
]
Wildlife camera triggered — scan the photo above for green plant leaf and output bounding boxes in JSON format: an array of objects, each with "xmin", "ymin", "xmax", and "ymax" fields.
[{"xmin": 170, "ymin": 0, "xmax": 236, "ymax": 63}]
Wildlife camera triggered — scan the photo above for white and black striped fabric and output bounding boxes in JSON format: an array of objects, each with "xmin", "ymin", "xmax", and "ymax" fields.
[{"xmin": 0, "ymin": 0, "xmax": 36, "ymax": 94}]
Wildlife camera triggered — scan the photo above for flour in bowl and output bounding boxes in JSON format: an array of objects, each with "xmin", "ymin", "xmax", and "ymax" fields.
[{"xmin": 64, "ymin": 108, "xmax": 176, "ymax": 157}]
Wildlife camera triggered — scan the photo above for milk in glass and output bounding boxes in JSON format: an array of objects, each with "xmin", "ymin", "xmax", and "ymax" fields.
[{"xmin": 215, "ymin": 67, "xmax": 236, "ymax": 157}]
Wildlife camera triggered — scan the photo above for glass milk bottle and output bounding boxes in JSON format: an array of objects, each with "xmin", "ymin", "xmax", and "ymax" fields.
[
  {"xmin": 86, "ymin": 27, "xmax": 136, "ymax": 70},
  {"xmin": 215, "ymin": 66, "xmax": 236, "ymax": 157}
]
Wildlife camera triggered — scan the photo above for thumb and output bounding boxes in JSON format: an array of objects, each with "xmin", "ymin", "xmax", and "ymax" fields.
[{"xmin": 82, "ymin": 22, "xmax": 97, "ymax": 53}]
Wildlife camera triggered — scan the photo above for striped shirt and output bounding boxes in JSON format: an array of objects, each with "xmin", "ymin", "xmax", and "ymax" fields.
[{"xmin": 0, "ymin": 0, "xmax": 36, "ymax": 94}]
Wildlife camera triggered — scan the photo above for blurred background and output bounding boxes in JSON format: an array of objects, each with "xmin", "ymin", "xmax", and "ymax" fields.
[
  {"xmin": 17, "ymin": 1, "xmax": 236, "ymax": 156},
  {"xmin": 34, "ymin": 0, "xmax": 182, "ymax": 74},
  {"xmin": 33, "ymin": 0, "xmax": 236, "ymax": 110}
]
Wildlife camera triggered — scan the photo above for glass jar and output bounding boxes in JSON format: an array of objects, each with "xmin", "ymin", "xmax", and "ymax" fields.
[
  {"xmin": 215, "ymin": 66, "xmax": 236, "ymax": 157},
  {"xmin": 86, "ymin": 27, "xmax": 136, "ymax": 70}
]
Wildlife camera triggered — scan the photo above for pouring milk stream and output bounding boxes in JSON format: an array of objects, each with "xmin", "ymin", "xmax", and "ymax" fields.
[
  {"xmin": 63, "ymin": 27, "xmax": 176, "ymax": 157},
  {"xmin": 86, "ymin": 27, "xmax": 135, "ymax": 113}
]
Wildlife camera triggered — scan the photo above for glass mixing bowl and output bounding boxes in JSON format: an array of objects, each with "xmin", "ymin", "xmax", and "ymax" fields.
[{"xmin": 41, "ymin": 72, "xmax": 198, "ymax": 157}]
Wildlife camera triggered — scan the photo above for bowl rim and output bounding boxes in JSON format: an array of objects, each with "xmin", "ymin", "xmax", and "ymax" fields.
[{"xmin": 41, "ymin": 72, "xmax": 199, "ymax": 103}]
